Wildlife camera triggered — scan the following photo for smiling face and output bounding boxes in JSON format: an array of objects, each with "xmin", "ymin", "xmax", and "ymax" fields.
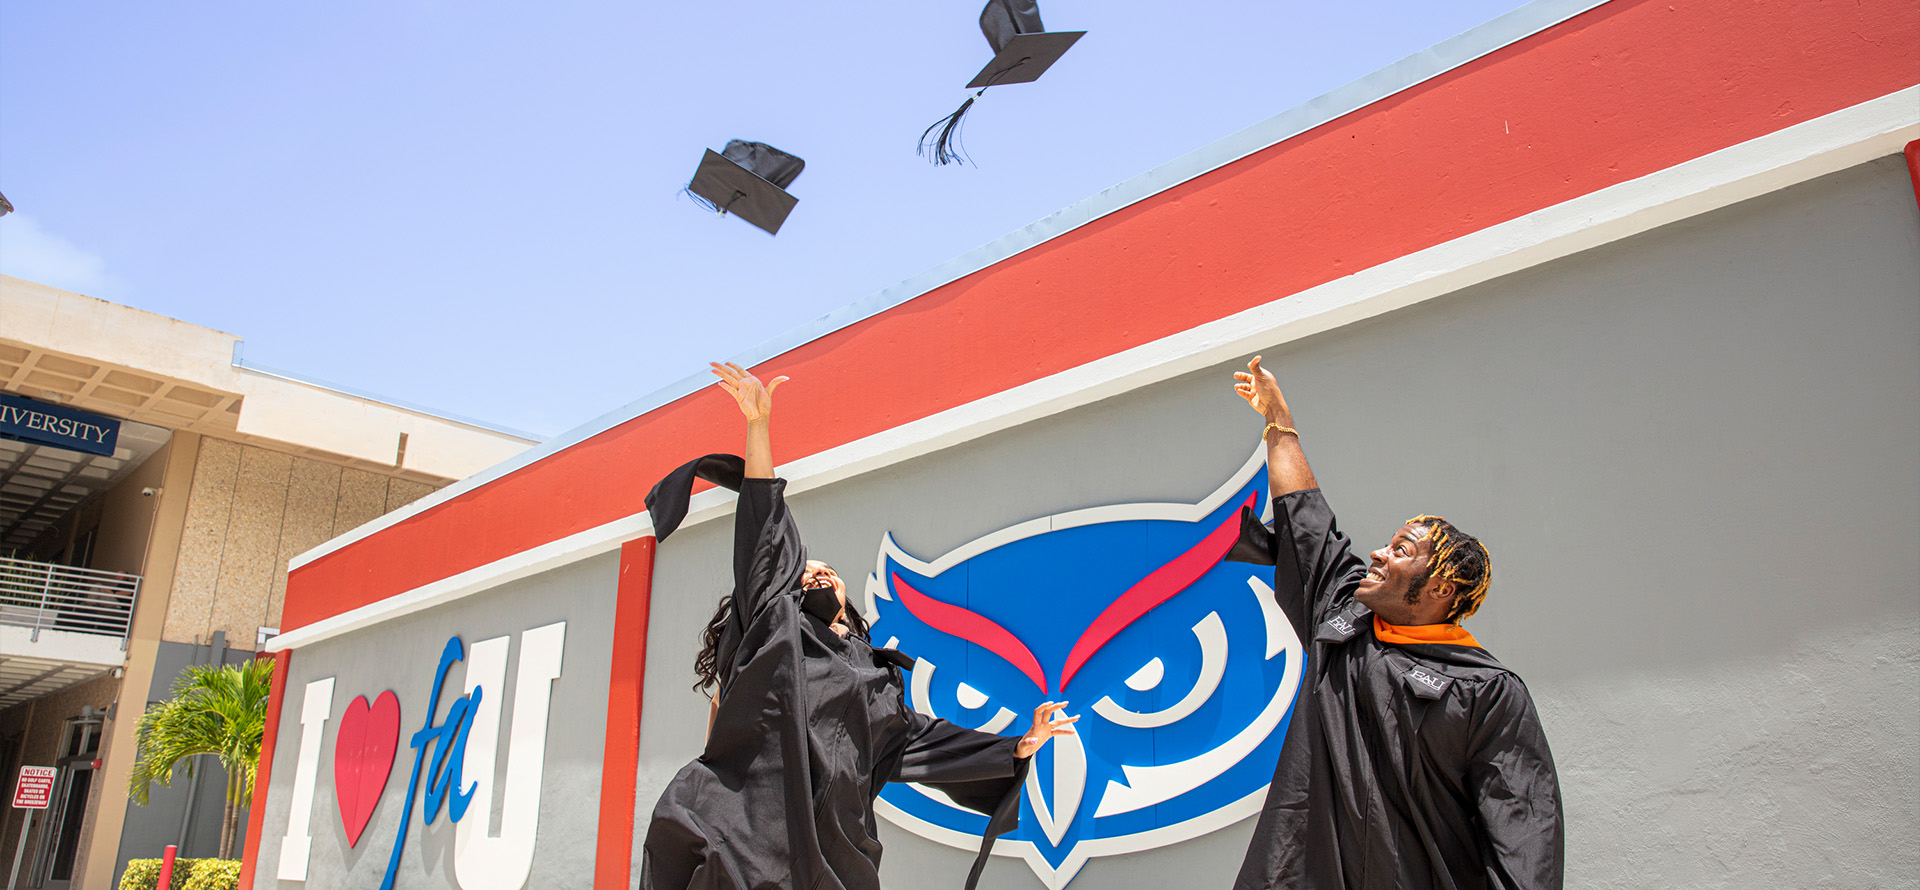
[
  {"xmin": 1355, "ymin": 522, "xmax": 1453, "ymax": 625},
  {"xmin": 802, "ymin": 560, "xmax": 849, "ymax": 631}
]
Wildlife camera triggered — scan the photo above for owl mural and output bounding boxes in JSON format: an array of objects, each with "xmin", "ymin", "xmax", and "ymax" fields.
[{"xmin": 867, "ymin": 448, "xmax": 1305, "ymax": 889}]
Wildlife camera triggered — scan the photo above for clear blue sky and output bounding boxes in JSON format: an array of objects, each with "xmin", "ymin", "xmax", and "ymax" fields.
[{"xmin": 1, "ymin": 0, "xmax": 1527, "ymax": 438}]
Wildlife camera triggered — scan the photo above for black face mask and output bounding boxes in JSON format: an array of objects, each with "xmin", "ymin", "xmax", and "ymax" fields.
[{"xmin": 801, "ymin": 584, "xmax": 843, "ymax": 624}]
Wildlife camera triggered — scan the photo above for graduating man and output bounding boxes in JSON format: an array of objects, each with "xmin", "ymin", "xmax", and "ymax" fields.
[{"xmin": 1227, "ymin": 356, "xmax": 1564, "ymax": 890}]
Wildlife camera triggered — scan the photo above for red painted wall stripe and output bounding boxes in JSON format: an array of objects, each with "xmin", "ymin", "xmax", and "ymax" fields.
[
  {"xmin": 238, "ymin": 650, "xmax": 292, "ymax": 890},
  {"xmin": 283, "ymin": 0, "xmax": 1919, "ymax": 631},
  {"xmin": 1905, "ymin": 140, "xmax": 1920, "ymax": 209},
  {"xmin": 595, "ymin": 536, "xmax": 657, "ymax": 890}
]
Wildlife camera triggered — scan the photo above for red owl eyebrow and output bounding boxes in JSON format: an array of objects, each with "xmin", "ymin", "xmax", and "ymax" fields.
[
  {"xmin": 890, "ymin": 573, "xmax": 1050, "ymax": 694},
  {"xmin": 1058, "ymin": 492, "xmax": 1256, "ymax": 692}
]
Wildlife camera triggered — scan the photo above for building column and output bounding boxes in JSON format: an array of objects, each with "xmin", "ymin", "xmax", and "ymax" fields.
[{"xmin": 76, "ymin": 432, "xmax": 198, "ymax": 889}]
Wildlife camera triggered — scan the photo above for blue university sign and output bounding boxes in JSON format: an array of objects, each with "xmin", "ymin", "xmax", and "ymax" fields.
[
  {"xmin": 0, "ymin": 393, "xmax": 119, "ymax": 456},
  {"xmin": 868, "ymin": 448, "xmax": 1303, "ymax": 889}
]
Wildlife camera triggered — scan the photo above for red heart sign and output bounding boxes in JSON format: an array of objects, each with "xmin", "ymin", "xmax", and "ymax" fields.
[{"xmin": 333, "ymin": 690, "xmax": 400, "ymax": 847}]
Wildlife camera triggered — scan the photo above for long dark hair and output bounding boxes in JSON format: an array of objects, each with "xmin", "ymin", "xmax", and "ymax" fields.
[
  {"xmin": 692, "ymin": 586, "xmax": 874, "ymax": 697},
  {"xmin": 840, "ymin": 602, "xmax": 873, "ymax": 645},
  {"xmin": 693, "ymin": 594, "xmax": 736, "ymax": 695}
]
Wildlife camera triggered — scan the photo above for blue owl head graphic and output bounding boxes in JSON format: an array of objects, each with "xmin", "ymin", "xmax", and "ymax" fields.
[{"xmin": 866, "ymin": 448, "xmax": 1304, "ymax": 888}]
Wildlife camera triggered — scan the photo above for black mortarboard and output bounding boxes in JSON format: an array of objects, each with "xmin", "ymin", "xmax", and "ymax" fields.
[
  {"xmin": 920, "ymin": 0, "xmax": 1086, "ymax": 165},
  {"xmin": 685, "ymin": 140, "xmax": 806, "ymax": 235}
]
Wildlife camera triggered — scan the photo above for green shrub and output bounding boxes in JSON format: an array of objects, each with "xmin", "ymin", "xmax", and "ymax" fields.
[
  {"xmin": 118, "ymin": 857, "xmax": 195, "ymax": 890},
  {"xmin": 179, "ymin": 858, "xmax": 241, "ymax": 890},
  {"xmin": 118, "ymin": 857, "xmax": 243, "ymax": 890},
  {"xmin": 117, "ymin": 858, "xmax": 159, "ymax": 890}
]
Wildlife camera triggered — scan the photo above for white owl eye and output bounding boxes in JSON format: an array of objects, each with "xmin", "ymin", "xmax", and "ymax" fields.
[
  {"xmin": 908, "ymin": 658, "xmax": 1017, "ymax": 733},
  {"xmin": 1092, "ymin": 612, "xmax": 1228, "ymax": 729},
  {"xmin": 1124, "ymin": 658, "xmax": 1165, "ymax": 692}
]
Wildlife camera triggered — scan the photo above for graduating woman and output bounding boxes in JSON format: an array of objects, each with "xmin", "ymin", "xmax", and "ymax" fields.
[{"xmin": 640, "ymin": 363, "xmax": 1077, "ymax": 890}]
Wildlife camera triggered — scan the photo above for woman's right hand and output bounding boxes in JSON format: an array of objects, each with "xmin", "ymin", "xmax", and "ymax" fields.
[
  {"xmin": 711, "ymin": 362, "xmax": 788, "ymax": 424},
  {"xmin": 1015, "ymin": 701, "xmax": 1080, "ymax": 759}
]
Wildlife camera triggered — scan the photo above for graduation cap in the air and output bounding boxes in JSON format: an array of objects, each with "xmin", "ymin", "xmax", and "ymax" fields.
[
  {"xmin": 685, "ymin": 140, "xmax": 806, "ymax": 235},
  {"xmin": 919, "ymin": 0, "xmax": 1085, "ymax": 166}
]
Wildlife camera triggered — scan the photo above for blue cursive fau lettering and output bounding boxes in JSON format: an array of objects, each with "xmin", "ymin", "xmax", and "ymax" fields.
[{"xmin": 380, "ymin": 636, "xmax": 482, "ymax": 890}]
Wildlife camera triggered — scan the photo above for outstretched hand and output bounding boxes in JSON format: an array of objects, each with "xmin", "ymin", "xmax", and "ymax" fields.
[
  {"xmin": 1015, "ymin": 701, "xmax": 1080, "ymax": 759},
  {"xmin": 1232, "ymin": 355, "xmax": 1291, "ymax": 424},
  {"xmin": 711, "ymin": 362, "xmax": 788, "ymax": 423}
]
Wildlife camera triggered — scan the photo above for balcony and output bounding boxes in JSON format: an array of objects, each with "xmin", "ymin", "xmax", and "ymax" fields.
[{"xmin": 0, "ymin": 557, "xmax": 140, "ymax": 709}]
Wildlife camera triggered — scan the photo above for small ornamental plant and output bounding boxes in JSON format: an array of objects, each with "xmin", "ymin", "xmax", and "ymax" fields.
[
  {"xmin": 179, "ymin": 858, "xmax": 242, "ymax": 890},
  {"xmin": 117, "ymin": 857, "xmax": 241, "ymax": 890},
  {"xmin": 117, "ymin": 857, "xmax": 193, "ymax": 890}
]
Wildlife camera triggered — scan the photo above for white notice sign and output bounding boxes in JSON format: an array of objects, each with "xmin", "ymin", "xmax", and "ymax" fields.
[{"xmin": 11, "ymin": 767, "xmax": 54, "ymax": 809}]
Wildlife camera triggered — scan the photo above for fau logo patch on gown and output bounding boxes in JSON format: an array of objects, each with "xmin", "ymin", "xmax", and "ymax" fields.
[{"xmin": 869, "ymin": 449, "xmax": 1304, "ymax": 889}]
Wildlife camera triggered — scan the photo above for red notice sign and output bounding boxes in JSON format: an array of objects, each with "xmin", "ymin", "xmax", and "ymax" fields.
[{"xmin": 11, "ymin": 766, "xmax": 54, "ymax": 809}]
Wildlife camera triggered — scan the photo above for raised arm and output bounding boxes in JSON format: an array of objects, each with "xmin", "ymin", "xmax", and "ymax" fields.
[
  {"xmin": 710, "ymin": 362, "xmax": 788, "ymax": 479},
  {"xmin": 706, "ymin": 362, "xmax": 802, "ymax": 621},
  {"xmin": 1233, "ymin": 355, "xmax": 1316, "ymax": 498},
  {"xmin": 1229, "ymin": 356, "xmax": 1367, "ymax": 626}
]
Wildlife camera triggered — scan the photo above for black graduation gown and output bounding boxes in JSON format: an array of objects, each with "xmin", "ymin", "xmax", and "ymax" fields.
[
  {"xmin": 1226, "ymin": 489, "xmax": 1564, "ymax": 890},
  {"xmin": 640, "ymin": 456, "xmax": 1029, "ymax": 890}
]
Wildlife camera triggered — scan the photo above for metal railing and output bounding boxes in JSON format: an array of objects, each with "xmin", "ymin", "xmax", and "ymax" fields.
[{"xmin": 0, "ymin": 557, "xmax": 140, "ymax": 648}]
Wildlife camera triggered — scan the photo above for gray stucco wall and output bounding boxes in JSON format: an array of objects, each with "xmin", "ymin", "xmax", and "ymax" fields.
[
  {"xmin": 635, "ymin": 155, "xmax": 1920, "ymax": 888},
  {"xmin": 251, "ymin": 551, "xmax": 618, "ymax": 890}
]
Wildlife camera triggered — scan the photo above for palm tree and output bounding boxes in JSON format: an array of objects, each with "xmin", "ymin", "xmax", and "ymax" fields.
[{"xmin": 127, "ymin": 657, "xmax": 276, "ymax": 859}]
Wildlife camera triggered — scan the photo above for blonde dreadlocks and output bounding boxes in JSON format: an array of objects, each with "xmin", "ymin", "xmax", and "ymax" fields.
[{"xmin": 1406, "ymin": 515, "xmax": 1492, "ymax": 624}]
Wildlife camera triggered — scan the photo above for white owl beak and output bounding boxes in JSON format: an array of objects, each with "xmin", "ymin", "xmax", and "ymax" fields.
[{"xmin": 1025, "ymin": 728, "xmax": 1087, "ymax": 848}]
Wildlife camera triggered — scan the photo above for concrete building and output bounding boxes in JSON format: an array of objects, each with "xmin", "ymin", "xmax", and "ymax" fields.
[
  {"xmin": 244, "ymin": 0, "xmax": 1917, "ymax": 888},
  {"xmin": 0, "ymin": 275, "xmax": 537, "ymax": 889}
]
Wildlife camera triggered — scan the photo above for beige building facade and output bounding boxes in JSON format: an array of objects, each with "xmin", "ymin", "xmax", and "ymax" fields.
[{"xmin": 0, "ymin": 275, "xmax": 536, "ymax": 889}]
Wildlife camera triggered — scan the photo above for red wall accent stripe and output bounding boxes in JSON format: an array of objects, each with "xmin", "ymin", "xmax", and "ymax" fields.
[
  {"xmin": 283, "ymin": 0, "xmax": 1919, "ymax": 632},
  {"xmin": 1905, "ymin": 140, "xmax": 1919, "ymax": 209},
  {"xmin": 595, "ymin": 536, "xmax": 657, "ymax": 890},
  {"xmin": 238, "ymin": 650, "xmax": 292, "ymax": 890}
]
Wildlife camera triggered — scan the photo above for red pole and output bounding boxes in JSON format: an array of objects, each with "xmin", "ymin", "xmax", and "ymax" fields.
[
  {"xmin": 1905, "ymin": 140, "xmax": 1920, "ymax": 212},
  {"xmin": 593, "ymin": 535, "xmax": 657, "ymax": 889},
  {"xmin": 236, "ymin": 650, "xmax": 291, "ymax": 890},
  {"xmin": 157, "ymin": 845, "xmax": 178, "ymax": 890}
]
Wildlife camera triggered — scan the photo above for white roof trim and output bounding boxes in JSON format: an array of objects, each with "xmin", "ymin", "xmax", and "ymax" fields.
[{"xmin": 231, "ymin": 349, "xmax": 545, "ymax": 443}]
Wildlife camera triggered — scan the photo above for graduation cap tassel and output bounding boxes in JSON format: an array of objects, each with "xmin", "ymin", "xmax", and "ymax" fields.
[
  {"xmin": 918, "ymin": 91, "xmax": 980, "ymax": 166},
  {"xmin": 682, "ymin": 186, "xmax": 720, "ymax": 214},
  {"xmin": 919, "ymin": 61, "xmax": 1023, "ymax": 167},
  {"xmin": 682, "ymin": 187, "xmax": 749, "ymax": 217},
  {"xmin": 919, "ymin": 47, "xmax": 1050, "ymax": 167}
]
